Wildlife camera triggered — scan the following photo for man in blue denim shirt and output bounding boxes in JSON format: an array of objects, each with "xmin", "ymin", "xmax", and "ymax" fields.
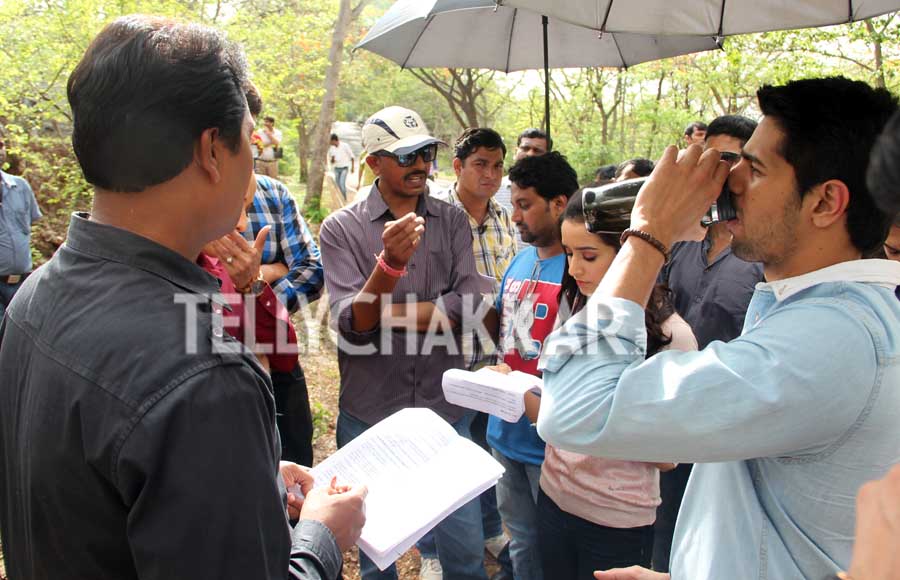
[
  {"xmin": 0, "ymin": 131, "xmax": 41, "ymax": 318},
  {"xmin": 538, "ymin": 77, "xmax": 900, "ymax": 580}
]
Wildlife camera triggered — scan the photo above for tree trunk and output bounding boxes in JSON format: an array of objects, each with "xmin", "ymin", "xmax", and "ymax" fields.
[
  {"xmin": 410, "ymin": 68, "xmax": 493, "ymax": 130},
  {"xmin": 297, "ymin": 120, "xmax": 310, "ymax": 184},
  {"xmin": 865, "ymin": 19, "xmax": 886, "ymax": 89},
  {"xmin": 303, "ymin": 0, "xmax": 372, "ymax": 216},
  {"xmin": 646, "ymin": 69, "xmax": 667, "ymax": 158}
]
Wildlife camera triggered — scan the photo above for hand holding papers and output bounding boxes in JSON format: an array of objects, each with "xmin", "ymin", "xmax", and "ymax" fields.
[
  {"xmin": 442, "ymin": 367, "xmax": 543, "ymax": 422},
  {"xmin": 308, "ymin": 408, "xmax": 504, "ymax": 570}
]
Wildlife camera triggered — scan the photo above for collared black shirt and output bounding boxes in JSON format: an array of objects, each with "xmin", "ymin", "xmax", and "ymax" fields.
[
  {"xmin": 0, "ymin": 214, "xmax": 340, "ymax": 580},
  {"xmin": 662, "ymin": 236, "xmax": 765, "ymax": 348}
]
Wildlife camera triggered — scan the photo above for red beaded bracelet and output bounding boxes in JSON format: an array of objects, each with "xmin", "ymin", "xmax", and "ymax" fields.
[
  {"xmin": 374, "ymin": 252, "xmax": 408, "ymax": 278},
  {"xmin": 620, "ymin": 228, "xmax": 671, "ymax": 264}
]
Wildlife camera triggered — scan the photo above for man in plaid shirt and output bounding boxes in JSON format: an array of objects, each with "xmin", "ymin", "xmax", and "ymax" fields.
[
  {"xmin": 245, "ymin": 87, "xmax": 324, "ymax": 466},
  {"xmin": 431, "ymin": 127, "xmax": 517, "ymax": 577},
  {"xmin": 433, "ymin": 128, "xmax": 517, "ymax": 369}
]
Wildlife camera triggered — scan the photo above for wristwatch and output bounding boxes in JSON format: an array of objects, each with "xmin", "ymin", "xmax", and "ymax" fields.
[{"xmin": 240, "ymin": 272, "xmax": 266, "ymax": 296}]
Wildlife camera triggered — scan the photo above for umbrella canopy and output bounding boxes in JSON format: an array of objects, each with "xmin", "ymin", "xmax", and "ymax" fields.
[
  {"xmin": 357, "ymin": 0, "xmax": 719, "ymax": 71},
  {"xmin": 356, "ymin": 0, "xmax": 719, "ymax": 140},
  {"xmin": 497, "ymin": 0, "xmax": 900, "ymax": 36}
]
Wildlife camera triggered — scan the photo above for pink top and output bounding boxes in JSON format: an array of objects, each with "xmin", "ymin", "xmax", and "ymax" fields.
[{"xmin": 539, "ymin": 313, "xmax": 698, "ymax": 528}]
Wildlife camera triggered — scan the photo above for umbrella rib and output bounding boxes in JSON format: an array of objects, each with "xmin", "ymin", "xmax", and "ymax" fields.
[
  {"xmin": 601, "ymin": 0, "xmax": 614, "ymax": 31},
  {"xmin": 718, "ymin": 0, "xmax": 726, "ymax": 37},
  {"xmin": 611, "ymin": 30, "xmax": 626, "ymax": 68},
  {"xmin": 505, "ymin": 8, "xmax": 518, "ymax": 74},
  {"xmin": 848, "ymin": 0, "xmax": 854, "ymax": 21},
  {"xmin": 401, "ymin": 13, "xmax": 434, "ymax": 69}
]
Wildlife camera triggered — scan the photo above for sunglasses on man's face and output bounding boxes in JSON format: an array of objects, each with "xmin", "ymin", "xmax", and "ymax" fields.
[{"xmin": 376, "ymin": 144, "xmax": 438, "ymax": 167}]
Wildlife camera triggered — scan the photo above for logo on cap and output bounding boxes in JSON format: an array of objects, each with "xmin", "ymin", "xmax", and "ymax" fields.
[{"xmin": 403, "ymin": 116, "xmax": 419, "ymax": 129}]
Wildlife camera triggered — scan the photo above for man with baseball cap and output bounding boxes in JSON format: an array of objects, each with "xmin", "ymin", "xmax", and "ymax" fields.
[{"xmin": 319, "ymin": 106, "xmax": 490, "ymax": 580}]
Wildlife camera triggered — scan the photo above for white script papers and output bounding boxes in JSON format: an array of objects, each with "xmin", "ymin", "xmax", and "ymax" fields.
[
  {"xmin": 442, "ymin": 368, "xmax": 543, "ymax": 423},
  {"xmin": 309, "ymin": 408, "xmax": 505, "ymax": 570}
]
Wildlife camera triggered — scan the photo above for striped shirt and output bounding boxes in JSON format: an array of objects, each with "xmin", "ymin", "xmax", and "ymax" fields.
[
  {"xmin": 318, "ymin": 182, "xmax": 486, "ymax": 424},
  {"xmin": 246, "ymin": 175, "xmax": 324, "ymax": 312},
  {"xmin": 432, "ymin": 185, "xmax": 517, "ymax": 369}
]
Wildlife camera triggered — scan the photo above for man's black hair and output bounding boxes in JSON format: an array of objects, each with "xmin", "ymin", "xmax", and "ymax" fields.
[
  {"xmin": 330, "ymin": 133, "xmax": 339, "ymax": 141},
  {"xmin": 867, "ymin": 109, "xmax": 900, "ymax": 220},
  {"xmin": 67, "ymin": 16, "xmax": 249, "ymax": 192},
  {"xmin": 684, "ymin": 121, "xmax": 707, "ymax": 136},
  {"xmin": 615, "ymin": 158, "xmax": 654, "ymax": 179},
  {"xmin": 595, "ymin": 164, "xmax": 617, "ymax": 181},
  {"xmin": 454, "ymin": 127, "xmax": 506, "ymax": 161},
  {"xmin": 508, "ymin": 151, "xmax": 578, "ymax": 201},
  {"xmin": 264, "ymin": 116, "xmax": 275, "ymax": 124},
  {"xmin": 757, "ymin": 76, "xmax": 898, "ymax": 254},
  {"xmin": 245, "ymin": 83, "xmax": 262, "ymax": 119},
  {"xmin": 516, "ymin": 127, "xmax": 552, "ymax": 151},
  {"xmin": 705, "ymin": 115, "xmax": 757, "ymax": 146}
]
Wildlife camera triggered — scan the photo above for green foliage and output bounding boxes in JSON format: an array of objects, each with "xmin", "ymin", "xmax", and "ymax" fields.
[
  {"xmin": 303, "ymin": 196, "xmax": 332, "ymax": 225},
  {"xmin": 1, "ymin": 1, "xmax": 897, "ymax": 252},
  {"xmin": 311, "ymin": 400, "xmax": 333, "ymax": 443}
]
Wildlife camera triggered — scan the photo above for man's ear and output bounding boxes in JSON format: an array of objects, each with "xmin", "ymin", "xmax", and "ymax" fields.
[
  {"xmin": 808, "ymin": 179, "xmax": 850, "ymax": 229},
  {"xmin": 550, "ymin": 194, "xmax": 568, "ymax": 217},
  {"xmin": 452, "ymin": 157, "xmax": 463, "ymax": 177},
  {"xmin": 365, "ymin": 154, "xmax": 380, "ymax": 172},
  {"xmin": 195, "ymin": 127, "xmax": 222, "ymax": 184}
]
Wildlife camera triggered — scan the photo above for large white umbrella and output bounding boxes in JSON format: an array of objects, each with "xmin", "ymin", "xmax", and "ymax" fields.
[
  {"xmin": 496, "ymin": 0, "xmax": 900, "ymax": 36},
  {"xmin": 356, "ymin": 0, "xmax": 720, "ymax": 141}
]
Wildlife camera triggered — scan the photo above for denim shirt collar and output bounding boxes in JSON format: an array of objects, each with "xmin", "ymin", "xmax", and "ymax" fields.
[{"xmin": 758, "ymin": 258, "xmax": 900, "ymax": 302}]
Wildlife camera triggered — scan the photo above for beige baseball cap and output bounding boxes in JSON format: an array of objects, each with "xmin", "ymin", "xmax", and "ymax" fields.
[{"xmin": 362, "ymin": 106, "xmax": 444, "ymax": 155}]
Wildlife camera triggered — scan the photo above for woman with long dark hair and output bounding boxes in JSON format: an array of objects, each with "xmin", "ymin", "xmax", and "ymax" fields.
[{"xmin": 531, "ymin": 190, "xmax": 697, "ymax": 578}]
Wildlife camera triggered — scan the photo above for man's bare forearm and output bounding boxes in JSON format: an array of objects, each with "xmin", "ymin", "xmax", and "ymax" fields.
[
  {"xmin": 384, "ymin": 302, "xmax": 455, "ymax": 332},
  {"xmin": 260, "ymin": 263, "xmax": 289, "ymax": 284},
  {"xmin": 350, "ymin": 267, "xmax": 400, "ymax": 333}
]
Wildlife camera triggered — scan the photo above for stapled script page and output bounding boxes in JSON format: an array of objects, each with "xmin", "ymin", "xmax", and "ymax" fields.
[{"xmin": 310, "ymin": 407, "xmax": 505, "ymax": 570}]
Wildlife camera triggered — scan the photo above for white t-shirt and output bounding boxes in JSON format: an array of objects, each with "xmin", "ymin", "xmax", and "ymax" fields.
[
  {"xmin": 328, "ymin": 141, "xmax": 354, "ymax": 168},
  {"xmin": 258, "ymin": 128, "xmax": 283, "ymax": 161}
]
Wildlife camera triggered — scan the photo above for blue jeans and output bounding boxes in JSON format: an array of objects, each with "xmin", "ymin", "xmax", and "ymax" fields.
[
  {"xmin": 336, "ymin": 411, "xmax": 487, "ymax": 580},
  {"xmin": 420, "ymin": 412, "xmax": 503, "ymax": 561},
  {"xmin": 333, "ymin": 166, "xmax": 349, "ymax": 200},
  {"xmin": 492, "ymin": 449, "xmax": 543, "ymax": 580}
]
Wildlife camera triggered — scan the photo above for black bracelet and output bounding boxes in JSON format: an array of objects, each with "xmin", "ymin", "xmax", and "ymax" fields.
[{"xmin": 620, "ymin": 228, "xmax": 671, "ymax": 264}]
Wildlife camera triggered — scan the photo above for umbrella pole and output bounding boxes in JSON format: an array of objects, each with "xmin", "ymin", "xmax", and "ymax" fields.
[{"xmin": 542, "ymin": 14, "xmax": 551, "ymax": 143}]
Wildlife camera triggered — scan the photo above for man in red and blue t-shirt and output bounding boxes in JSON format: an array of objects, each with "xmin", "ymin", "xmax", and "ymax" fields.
[{"xmin": 486, "ymin": 151, "xmax": 579, "ymax": 580}]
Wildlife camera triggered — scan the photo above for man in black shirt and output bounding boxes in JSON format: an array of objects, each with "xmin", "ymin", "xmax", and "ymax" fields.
[{"xmin": 0, "ymin": 15, "xmax": 364, "ymax": 580}]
